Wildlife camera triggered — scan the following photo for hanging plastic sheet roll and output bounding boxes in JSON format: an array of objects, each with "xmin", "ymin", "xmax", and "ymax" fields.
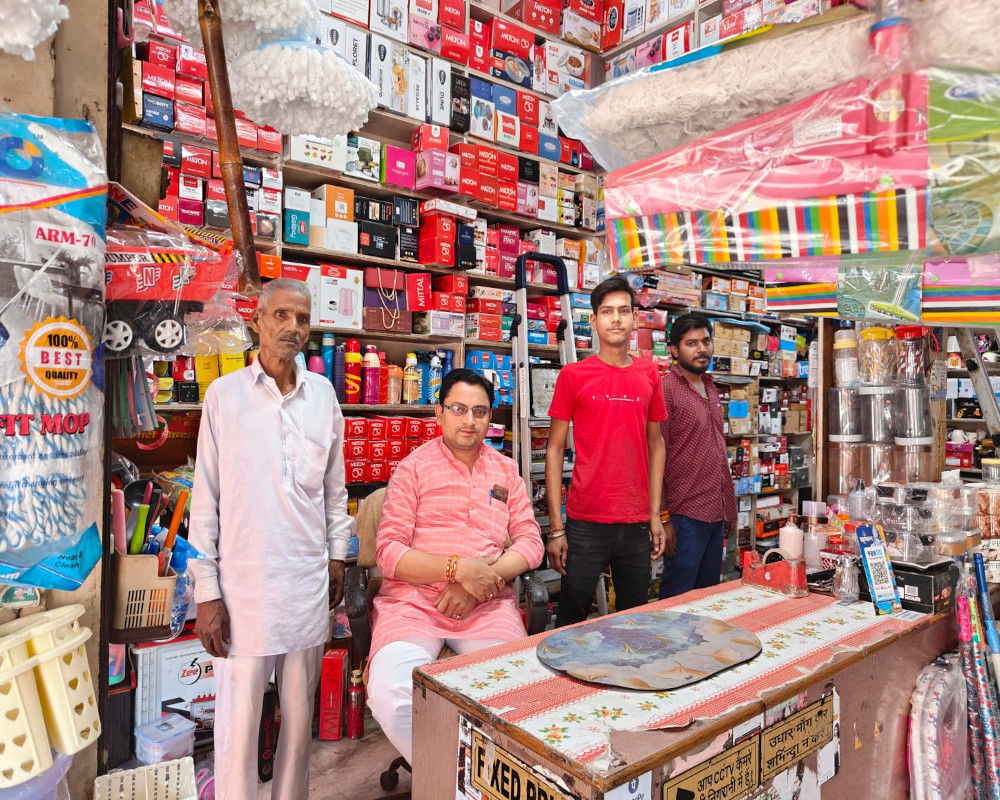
[{"xmin": 0, "ymin": 111, "xmax": 107, "ymax": 589}]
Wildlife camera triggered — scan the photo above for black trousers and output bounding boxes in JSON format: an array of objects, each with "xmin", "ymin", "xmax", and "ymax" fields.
[{"xmin": 555, "ymin": 517, "xmax": 651, "ymax": 628}]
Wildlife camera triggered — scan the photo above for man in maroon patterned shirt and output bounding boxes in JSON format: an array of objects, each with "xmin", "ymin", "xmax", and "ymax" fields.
[{"xmin": 658, "ymin": 313, "xmax": 737, "ymax": 598}]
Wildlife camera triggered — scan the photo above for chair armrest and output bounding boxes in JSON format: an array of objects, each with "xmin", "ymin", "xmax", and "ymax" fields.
[
  {"xmin": 521, "ymin": 570, "xmax": 550, "ymax": 635},
  {"xmin": 344, "ymin": 565, "xmax": 373, "ymax": 665}
]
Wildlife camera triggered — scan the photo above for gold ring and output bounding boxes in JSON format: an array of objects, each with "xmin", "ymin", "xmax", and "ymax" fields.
[
  {"xmin": 487, "ymin": 593, "xmax": 494, "ymax": 600},
  {"xmin": 496, "ymin": 577, "xmax": 505, "ymax": 588},
  {"xmin": 453, "ymin": 613, "xmax": 461, "ymax": 619}
]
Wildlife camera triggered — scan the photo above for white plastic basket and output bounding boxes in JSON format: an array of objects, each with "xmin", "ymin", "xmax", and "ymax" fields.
[
  {"xmin": 0, "ymin": 646, "xmax": 53, "ymax": 787},
  {"xmin": 0, "ymin": 604, "xmax": 100, "ymax": 755},
  {"xmin": 94, "ymin": 757, "xmax": 198, "ymax": 800}
]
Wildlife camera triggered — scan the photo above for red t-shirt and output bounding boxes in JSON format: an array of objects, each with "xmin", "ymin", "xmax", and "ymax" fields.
[{"xmin": 547, "ymin": 356, "xmax": 667, "ymax": 524}]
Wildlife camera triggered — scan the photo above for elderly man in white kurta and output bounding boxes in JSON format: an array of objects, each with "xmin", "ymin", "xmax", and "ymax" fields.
[{"xmin": 190, "ymin": 279, "xmax": 355, "ymax": 800}]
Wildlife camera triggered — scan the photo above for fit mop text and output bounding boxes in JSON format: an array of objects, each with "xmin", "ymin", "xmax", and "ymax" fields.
[{"xmin": 0, "ymin": 414, "xmax": 91, "ymax": 436}]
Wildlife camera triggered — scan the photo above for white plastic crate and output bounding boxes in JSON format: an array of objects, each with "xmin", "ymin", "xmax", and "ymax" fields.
[{"xmin": 94, "ymin": 757, "xmax": 197, "ymax": 800}]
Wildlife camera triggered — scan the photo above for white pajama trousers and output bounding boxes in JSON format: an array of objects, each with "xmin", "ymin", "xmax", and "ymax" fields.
[
  {"xmin": 367, "ymin": 637, "xmax": 506, "ymax": 764},
  {"xmin": 212, "ymin": 644, "xmax": 324, "ymax": 800}
]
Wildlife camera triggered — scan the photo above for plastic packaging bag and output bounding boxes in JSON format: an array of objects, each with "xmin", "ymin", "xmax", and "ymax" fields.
[{"xmin": 0, "ymin": 110, "xmax": 107, "ymax": 590}]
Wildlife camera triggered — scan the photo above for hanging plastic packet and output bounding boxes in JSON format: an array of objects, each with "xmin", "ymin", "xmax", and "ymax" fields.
[{"xmin": 0, "ymin": 111, "xmax": 107, "ymax": 589}]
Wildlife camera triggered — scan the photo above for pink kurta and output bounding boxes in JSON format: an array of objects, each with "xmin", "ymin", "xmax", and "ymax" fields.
[{"xmin": 370, "ymin": 438, "xmax": 544, "ymax": 659}]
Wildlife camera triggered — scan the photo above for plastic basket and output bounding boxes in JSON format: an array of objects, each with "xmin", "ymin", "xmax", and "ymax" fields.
[
  {"xmin": 94, "ymin": 756, "xmax": 198, "ymax": 800},
  {"xmin": 0, "ymin": 647, "xmax": 53, "ymax": 787},
  {"xmin": 0, "ymin": 604, "xmax": 101, "ymax": 756},
  {"xmin": 112, "ymin": 553, "xmax": 176, "ymax": 643}
]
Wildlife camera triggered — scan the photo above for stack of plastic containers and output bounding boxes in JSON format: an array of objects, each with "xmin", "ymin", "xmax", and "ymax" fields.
[
  {"xmin": 892, "ymin": 326, "xmax": 936, "ymax": 482},
  {"xmin": 828, "ymin": 328, "xmax": 863, "ymax": 494}
]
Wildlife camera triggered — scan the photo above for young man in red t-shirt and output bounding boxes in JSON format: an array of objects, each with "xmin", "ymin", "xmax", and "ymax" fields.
[{"xmin": 545, "ymin": 276, "xmax": 667, "ymax": 627}]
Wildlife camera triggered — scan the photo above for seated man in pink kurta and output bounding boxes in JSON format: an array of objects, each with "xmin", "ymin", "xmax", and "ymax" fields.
[{"xmin": 367, "ymin": 369, "xmax": 545, "ymax": 764}]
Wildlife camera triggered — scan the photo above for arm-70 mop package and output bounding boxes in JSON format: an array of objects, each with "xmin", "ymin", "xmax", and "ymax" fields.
[{"xmin": 0, "ymin": 111, "xmax": 107, "ymax": 589}]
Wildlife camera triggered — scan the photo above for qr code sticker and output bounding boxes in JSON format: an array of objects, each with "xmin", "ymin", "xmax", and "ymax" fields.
[{"xmin": 866, "ymin": 544, "xmax": 895, "ymax": 603}]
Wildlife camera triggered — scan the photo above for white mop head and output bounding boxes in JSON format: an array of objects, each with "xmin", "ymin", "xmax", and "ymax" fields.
[
  {"xmin": 229, "ymin": 43, "xmax": 378, "ymax": 136},
  {"xmin": 160, "ymin": 0, "xmax": 319, "ymax": 54},
  {"xmin": 0, "ymin": 0, "xmax": 69, "ymax": 60}
]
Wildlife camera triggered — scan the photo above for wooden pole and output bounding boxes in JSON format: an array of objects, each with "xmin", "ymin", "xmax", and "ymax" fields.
[{"xmin": 198, "ymin": 0, "xmax": 263, "ymax": 296}]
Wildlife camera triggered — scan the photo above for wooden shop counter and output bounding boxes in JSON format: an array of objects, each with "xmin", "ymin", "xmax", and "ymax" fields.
[{"xmin": 412, "ymin": 581, "xmax": 957, "ymax": 800}]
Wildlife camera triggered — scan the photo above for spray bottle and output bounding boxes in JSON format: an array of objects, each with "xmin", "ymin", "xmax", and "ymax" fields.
[
  {"xmin": 344, "ymin": 339, "xmax": 362, "ymax": 404},
  {"xmin": 362, "ymin": 345, "xmax": 380, "ymax": 404},
  {"xmin": 347, "ymin": 670, "xmax": 366, "ymax": 739}
]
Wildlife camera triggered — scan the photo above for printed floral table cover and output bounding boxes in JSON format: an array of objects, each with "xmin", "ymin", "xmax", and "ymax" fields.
[{"xmin": 420, "ymin": 582, "xmax": 925, "ymax": 772}]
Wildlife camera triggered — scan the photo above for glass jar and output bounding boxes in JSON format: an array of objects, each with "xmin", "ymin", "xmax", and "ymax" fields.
[
  {"xmin": 892, "ymin": 444, "xmax": 935, "ymax": 483},
  {"xmin": 833, "ymin": 556, "xmax": 860, "ymax": 603},
  {"xmin": 829, "ymin": 442, "xmax": 861, "ymax": 495},
  {"xmin": 828, "ymin": 387, "xmax": 862, "ymax": 441}
]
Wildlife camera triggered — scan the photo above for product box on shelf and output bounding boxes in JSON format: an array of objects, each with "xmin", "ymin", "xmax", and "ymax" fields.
[
  {"xmin": 318, "ymin": 265, "xmax": 363, "ymax": 329},
  {"xmin": 414, "ymin": 148, "xmax": 461, "ymax": 191},
  {"xmin": 450, "ymin": 73, "xmax": 471, "ymax": 132},
  {"xmin": 365, "ymin": 286, "xmax": 407, "ymax": 311},
  {"xmin": 439, "ymin": 0, "xmax": 467, "ymax": 29},
  {"xmin": 393, "ymin": 195, "xmax": 420, "ymax": 226},
  {"xmin": 440, "ymin": 25, "xmax": 470, "ymax": 64},
  {"xmin": 412, "ymin": 123, "xmax": 449, "ymax": 152},
  {"xmin": 621, "ymin": 0, "xmax": 646, "ymax": 40},
  {"xmin": 358, "ymin": 221, "xmax": 397, "ymax": 259},
  {"xmin": 318, "ymin": 649, "xmax": 349, "ymax": 741},
  {"xmin": 369, "ymin": 34, "xmax": 394, "ymax": 106},
  {"xmin": 284, "ymin": 209, "xmax": 309, "ymax": 244},
  {"xmin": 345, "ymin": 134, "xmax": 382, "ymax": 183},
  {"xmin": 281, "ymin": 262, "xmax": 321, "ymax": 325},
  {"xmin": 562, "ymin": 9, "xmax": 602, "ymax": 51},
  {"xmin": 405, "ymin": 273, "xmax": 434, "ymax": 310},
  {"xmin": 468, "ymin": 19, "xmax": 491, "ymax": 74},
  {"xmin": 411, "ymin": 0, "xmax": 439, "ymax": 20},
  {"xmin": 408, "ymin": 52, "xmax": 427, "ymax": 121},
  {"xmin": 701, "ymin": 12, "xmax": 722, "ymax": 43},
  {"xmin": 285, "ymin": 133, "xmax": 348, "ymax": 171},
  {"xmin": 663, "ymin": 20, "xmax": 693, "ymax": 60},
  {"xmin": 326, "ymin": 219, "xmax": 360, "ymax": 254},
  {"xmin": 413, "ymin": 310, "xmax": 465, "ymax": 336},
  {"xmin": 380, "ymin": 145, "xmax": 417, "ymax": 189},
  {"xmin": 489, "ymin": 19, "xmax": 534, "ymax": 88},
  {"xmin": 363, "ymin": 307, "xmax": 413, "ymax": 333},
  {"xmin": 316, "ymin": 15, "xmax": 348, "ymax": 57},
  {"xmin": 495, "ymin": 112, "xmax": 520, "ymax": 148},
  {"xmin": 426, "ymin": 58, "xmax": 452, "ymax": 125},
  {"xmin": 469, "ymin": 78, "xmax": 495, "ymax": 141},
  {"xmin": 345, "ymin": 26, "xmax": 369, "ymax": 74},
  {"xmin": 176, "ymin": 44, "xmax": 209, "ymax": 81},
  {"xmin": 398, "ymin": 224, "xmax": 420, "ymax": 261},
  {"xmin": 313, "ymin": 185, "xmax": 354, "ymax": 221},
  {"xmin": 370, "ymin": 0, "xmax": 408, "ymax": 42},
  {"xmin": 330, "ymin": 0, "xmax": 368, "ymax": 25},
  {"xmin": 409, "ymin": 15, "xmax": 441, "ymax": 53},
  {"xmin": 507, "ymin": 0, "xmax": 560, "ymax": 34},
  {"xmin": 601, "ymin": 0, "xmax": 625, "ymax": 48}
]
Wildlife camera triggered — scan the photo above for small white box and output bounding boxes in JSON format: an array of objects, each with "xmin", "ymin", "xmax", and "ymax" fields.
[
  {"xmin": 622, "ymin": 0, "xmax": 647, "ymax": 41},
  {"xmin": 370, "ymin": 0, "xmax": 408, "ymax": 43},
  {"xmin": 282, "ymin": 262, "xmax": 322, "ymax": 325},
  {"xmin": 245, "ymin": 188, "xmax": 259, "ymax": 212},
  {"xmin": 537, "ymin": 195, "xmax": 559, "ymax": 222},
  {"xmin": 664, "ymin": 20, "xmax": 692, "ymax": 60},
  {"xmin": 470, "ymin": 98, "xmax": 495, "ymax": 141},
  {"xmin": 700, "ymin": 13, "xmax": 722, "ymax": 44},
  {"xmin": 525, "ymin": 228, "xmax": 556, "ymax": 255},
  {"xmin": 345, "ymin": 26, "xmax": 368, "ymax": 76},
  {"xmin": 577, "ymin": 261, "xmax": 599, "ymax": 290},
  {"xmin": 285, "ymin": 134, "xmax": 347, "ymax": 172},
  {"xmin": 408, "ymin": 51, "xmax": 426, "ymax": 121},
  {"xmin": 495, "ymin": 111, "xmax": 520, "ymax": 147},
  {"xmin": 427, "ymin": 57, "xmax": 451, "ymax": 125},
  {"xmin": 537, "ymin": 99, "xmax": 557, "ymax": 137},
  {"xmin": 369, "ymin": 34, "xmax": 394, "ymax": 107},
  {"xmin": 318, "ymin": 265, "xmax": 364, "ymax": 329},
  {"xmin": 409, "ymin": 0, "xmax": 438, "ymax": 20},
  {"xmin": 178, "ymin": 175, "xmax": 202, "ymax": 201},
  {"xmin": 284, "ymin": 187, "xmax": 312, "ymax": 213},
  {"xmin": 315, "ymin": 15, "xmax": 347, "ymax": 56},
  {"xmin": 261, "ymin": 167, "xmax": 282, "ymax": 190},
  {"xmin": 668, "ymin": 0, "xmax": 696, "ymax": 18},
  {"xmin": 326, "ymin": 219, "xmax": 360, "ymax": 254},
  {"xmin": 645, "ymin": 0, "xmax": 670, "ymax": 29},
  {"xmin": 258, "ymin": 187, "xmax": 281, "ymax": 215}
]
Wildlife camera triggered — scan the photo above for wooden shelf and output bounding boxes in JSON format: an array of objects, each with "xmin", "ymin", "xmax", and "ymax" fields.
[
  {"xmin": 153, "ymin": 403, "xmax": 203, "ymax": 412},
  {"xmin": 312, "ymin": 326, "xmax": 462, "ymax": 346},
  {"xmin": 280, "ymin": 160, "xmax": 597, "ymax": 237},
  {"xmin": 758, "ymin": 375, "xmax": 808, "ymax": 383},
  {"xmin": 122, "ymin": 123, "xmax": 279, "ymax": 167},
  {"xmin": 341, "ymin": 403, "xmax": 438, "ymax": 414}
]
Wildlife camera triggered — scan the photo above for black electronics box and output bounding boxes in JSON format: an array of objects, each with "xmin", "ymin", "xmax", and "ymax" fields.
[
  {"xmin": 398, "ymin": 226, "xmax": 420, "ymax": 262},
  {"xmin": 450, "ymin": 74, "xmax": 471, "ymax": 133},
  {"xmin": 858, "ymin": 560, "xmax": 959, "ymax": 614},
  {"xmin": 355, "ymin": 195, "xmax": 393, "ymax": 225},
  {"xmin": 518, "ymin": 156, "xmax": 539, "ymax": 184},
  {"xmin": 358, "ymin": 221, "xmax": 396, "ymax": 259},
  {"xmin": 393, "ymin": 195, "xmax": 419, "ymax": 227},
  {"xmin": 204, "ymin": 199, "xmax": 230, "ymax": 229},
  {"xmin": 161, "ymin": 136, "xmax": 182, "ymax": 167}
]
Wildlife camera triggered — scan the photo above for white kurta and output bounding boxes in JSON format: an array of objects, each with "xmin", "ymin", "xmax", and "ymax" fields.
[{"xmin": 189, "ymin": 359, "xmax": 355, "ymax": 656}]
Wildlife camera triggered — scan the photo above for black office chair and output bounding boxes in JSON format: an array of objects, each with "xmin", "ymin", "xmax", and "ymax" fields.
[{"xmin": 345, "ymin": 488, "xmax": 550, "ymax": 796}]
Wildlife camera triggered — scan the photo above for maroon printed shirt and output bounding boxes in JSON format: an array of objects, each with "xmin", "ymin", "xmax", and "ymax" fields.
[{"xmin": 659, "ymin": 369, "xmax": 737, "ymax": 524}]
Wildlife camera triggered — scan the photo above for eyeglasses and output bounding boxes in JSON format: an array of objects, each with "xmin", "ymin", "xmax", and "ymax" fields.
[{"xmin": 442, "ymin": 403, "xmax": 491, "ymax": 419}]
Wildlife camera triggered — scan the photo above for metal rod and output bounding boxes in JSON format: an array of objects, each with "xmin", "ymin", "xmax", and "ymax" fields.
[{"xmin": 198, "ymin": 0, "xmax": 263, "ymax": 297}]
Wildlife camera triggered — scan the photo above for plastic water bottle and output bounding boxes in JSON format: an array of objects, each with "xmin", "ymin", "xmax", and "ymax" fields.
[
  {"xmin": 415, "ymin": 351, "xmax": 431, "ymax": 405},
  {"xmin": 362, "ymin": 346, "xmax": 380, "ymax": 404},
  {"xmin": 427, "ymin": 355, "xmax": 442, "ymax": 404},
  {"xmin": 333, "ymin": 344, "xmax": 346, "ymax": 403},
  {"xmin": 387, "ymin": 362, "xmax": 403, "ymax": 404},
  {"xmin": 321, "ymin": 333, "xmax": 335, "ymax": 383},
  {"xmin": 438, "ymin": 349, "xmax": 454, "ymax": 380},
  {"xmin": 402, "ymin": 353, "xmax": 421, "ymax": 404},
  {"xmin": 344, "ymin": 339, "xmax": 362, "ymax": 404},
  {"xmin": 307, "ymin": 341, "xmax": 325, "ymax": 374},
  {"xmin": 377, "ymin": 351, "xmax": 389, "ymax": 405}
]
